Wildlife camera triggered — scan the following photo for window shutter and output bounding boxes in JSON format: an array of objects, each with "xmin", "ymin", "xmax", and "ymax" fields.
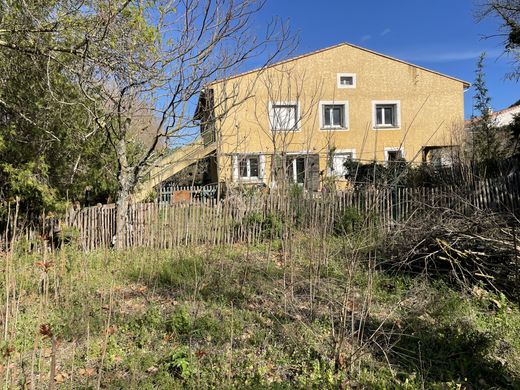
[
  {"xmin": 232, "ymin": 155, "xmax": 239, "ymax": 182},
  {"xmin": 259, "ymin": 155, "xmax": 266, "ymax": 180},
  {"xmin": 308, "ymin": 155, "xmax": 320, "ymax": 191}
]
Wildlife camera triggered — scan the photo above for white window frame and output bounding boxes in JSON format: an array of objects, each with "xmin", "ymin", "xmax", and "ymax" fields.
[
  {"xmin": 337, "ymin": 73, "xmax": 356, "ymax": 89},
  {"xmin": 319, "ymin": 101, "xmax": 349, "ymax": 130},
  {"xmin": 232, "ymin": 154, "xmax": 266, "ymax": 183},
  {"xmin": 285, "ymin": 151, "xmax": 310, "ymax": 185},
  {"xmin": 269, "ymin": 101, "xmax": 300, "ymax": 131},
  {"xmin": 372, "ymin": 100, "xmax": 401, "ymax": 130},
  {"xmin": 330, "ymin": 149, "xmax": 356, "ymax": 178},
  {"xmin": 384, "ymin": 147, "xmax": 405, "ymax": 163},
  {"xmin": 239, "ymin": 155, "xmax": 259, "ymax": 179}
]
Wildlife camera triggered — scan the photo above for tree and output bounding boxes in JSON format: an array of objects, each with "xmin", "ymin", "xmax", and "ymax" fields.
[
  {"xmin": 0, "ymin": 1, "xmax": 290, "ymax": 246},
  {"xmin": 478, "ymin": 0, "xmax": 520, "ymax": 80},
  {"xmin": 250, "ymin": 65, "xmax": 323, "ymax": 192},
  {"xmin": 507, "ymin": 112, "xmax": 520, "ymax": 154},
  {"xmin": 0, "ymin": 3, "xmax": 118, "ymax": 217},
  {"xmin": 470, "ymin": 53, "xmax": 505, "ymax": 174}
]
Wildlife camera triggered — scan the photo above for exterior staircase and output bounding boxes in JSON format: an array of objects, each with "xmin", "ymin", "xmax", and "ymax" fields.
[{"xmin": 133, "ymin": 138, "xmax": 216, "ymax": 202}]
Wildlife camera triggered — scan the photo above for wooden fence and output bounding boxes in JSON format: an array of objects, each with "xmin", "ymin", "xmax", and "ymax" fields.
[{"xmin": 63, "ymin": 174, "xmax": 520, "ymax": 251}]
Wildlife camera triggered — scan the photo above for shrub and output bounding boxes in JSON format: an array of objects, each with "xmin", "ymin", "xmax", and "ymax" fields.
[
  {"xmin": 243, "ymin": 211, "xmax": 283, "ymax": 239},
  {"xmin": 334, "ymin": 207, "xmax": 363, "ymax": 235},
  {"xmin": 160, "ymin": 346, "xmax": 194, "ymax": 380}
]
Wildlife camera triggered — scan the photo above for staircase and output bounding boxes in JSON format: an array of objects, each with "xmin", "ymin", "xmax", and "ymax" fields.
[{"xmin": 133, "ymin": 138, "xmax": 217, "ymax": 202}]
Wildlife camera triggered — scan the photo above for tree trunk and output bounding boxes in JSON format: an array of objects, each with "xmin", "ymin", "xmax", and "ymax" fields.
[
  {"xmin": 114, "ymin": 134, "xmax": 135, "ymax": 249},
  {"xmin": 115, "ymin": 182, "xmax": 130, "ymax": 249}
]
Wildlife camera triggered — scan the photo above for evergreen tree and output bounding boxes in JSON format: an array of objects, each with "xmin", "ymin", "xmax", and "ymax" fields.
[{"xmin": 470, "ymin": 53, "xmax": 504, "ymax": 175}]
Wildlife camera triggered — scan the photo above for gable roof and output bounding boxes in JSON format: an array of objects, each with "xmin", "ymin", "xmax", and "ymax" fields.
[{"xmin": 208, "ymin": 42, "xmax": 471, "ymax": 88}]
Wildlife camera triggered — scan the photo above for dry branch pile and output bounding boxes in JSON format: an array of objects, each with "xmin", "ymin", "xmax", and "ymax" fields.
[{"xmin": 383, "ymin": 209, "xmax": 520, "ymax": 299}]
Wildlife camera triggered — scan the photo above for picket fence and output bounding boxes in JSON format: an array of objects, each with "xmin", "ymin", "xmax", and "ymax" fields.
[{"xmin": 62, "ymin": 174, "xmax": 520, "ymax": 251}]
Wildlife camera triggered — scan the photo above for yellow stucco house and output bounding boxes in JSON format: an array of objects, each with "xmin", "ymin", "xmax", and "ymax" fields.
[{"xmin": 136, "ymin": 42, "xmax": 469, "ymax": 198}]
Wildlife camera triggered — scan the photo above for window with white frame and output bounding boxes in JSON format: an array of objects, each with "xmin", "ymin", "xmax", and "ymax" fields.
[
  {"xmin": 373, "ymin": 101, "xmax": 400, "ymax": 128},
  {"xmin": 331, "ymin": 151, "xmax": 354, "ymax": 177},
  {"xmin": 270, "ymin": 102, "xmax": 298, "ymax": 131},
  {"xmin": 286, "ymin": 156, "xmax": 306, "ymax": 184},
  {"xmin": 233, "ymin": 154, "xmax": 265, "ymax": 182},
  {"xmin": 320, "ymin": 101, "xmax": 348, "ymax": 129},
  {"xmin": 337, "ymin": 73, "xmax": 356, "ymax": 89},
  {"xmin": 384, "ymin": 148, "xmax": 404, "ymax": 162},
  {"xmin": 239, "ymin": 155, "xmax": 259, "ymax": 178}
]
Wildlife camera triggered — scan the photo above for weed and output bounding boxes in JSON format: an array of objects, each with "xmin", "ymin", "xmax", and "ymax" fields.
[{"xmin": 1, "ymin": 234, "xmax": 519, "ymax": 388}]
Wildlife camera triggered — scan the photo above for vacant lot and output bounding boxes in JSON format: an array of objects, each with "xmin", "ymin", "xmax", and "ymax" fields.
[{"xmin": 1, "ymin": 225, "xmax": 519, "ymax": 389}]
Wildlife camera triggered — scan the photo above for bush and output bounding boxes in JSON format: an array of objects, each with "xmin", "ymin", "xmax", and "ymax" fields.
[
  {"xmin": 243, "ymin": 211, "xmax": 283, "ymax": 239},
  {"xmin": 334, "ymin": 207, "xmax": 363, "ymax": 235}
]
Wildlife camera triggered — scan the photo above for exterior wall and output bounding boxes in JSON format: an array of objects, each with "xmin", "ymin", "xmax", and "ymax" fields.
[
  {"xmin": 494, "ymin": 105, "xmax": 520, "ymax": 127},
  {"xmin": 210, "ymin": 43, "xmax": 467, "ymax": 187}
]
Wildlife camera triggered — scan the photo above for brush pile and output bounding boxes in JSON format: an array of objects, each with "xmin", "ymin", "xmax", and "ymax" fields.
[{"xmin": 383, "ymin": 209, "xmax": 520, "ymax": 299}]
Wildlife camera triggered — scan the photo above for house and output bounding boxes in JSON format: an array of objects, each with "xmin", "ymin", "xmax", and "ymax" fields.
[
  {"xmin": 491, "ymin": 104, "xmax": 520, "ymax": 127},
  {"xmin": 135, "ymin": 42, "xmax": 469, "ymax": 199},
  {"xmin": 465, "ymin": 103, "xmax": 520, "ymax": 128}
]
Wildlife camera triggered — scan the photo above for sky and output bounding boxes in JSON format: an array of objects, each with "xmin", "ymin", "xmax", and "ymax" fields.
[{"xmin": 254, "ymin": 0, "xmax": 518, "ymax": 119}]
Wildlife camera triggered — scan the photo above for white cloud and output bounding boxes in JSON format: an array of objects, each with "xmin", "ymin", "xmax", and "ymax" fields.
[
  {"xmin": 399, "ymin": 48, "xmax": 504, "ymax": 63},
  {"xmin": 361, "ymin": 34, "xmax": 372, "ymax": 42},
  {"xmin": 380, "ymin": 28, "xmax": 391, "ymax": 37}
]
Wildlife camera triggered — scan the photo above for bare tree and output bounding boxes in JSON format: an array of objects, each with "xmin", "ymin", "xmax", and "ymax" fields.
[
  {"xmin": 249, "ymin": 65, "xmax": 324, "ymax": 192},
  {"xmin": 477, "ymin": 0, "xmax": 520, "ymax": 80},
  {"xmin": 1, "ymin": 1, "xmax": 291, "ymax": 246}
]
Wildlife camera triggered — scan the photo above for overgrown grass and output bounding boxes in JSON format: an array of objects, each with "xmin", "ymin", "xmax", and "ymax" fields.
[{"xmin": 1, "ymin": 233, "xmax": 519, "ymax": 389}]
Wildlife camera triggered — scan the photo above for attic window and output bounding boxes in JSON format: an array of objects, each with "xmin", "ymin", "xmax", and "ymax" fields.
[{"xmin": 337, "ymin": 73, "xmax": 356, "ymax": 89}]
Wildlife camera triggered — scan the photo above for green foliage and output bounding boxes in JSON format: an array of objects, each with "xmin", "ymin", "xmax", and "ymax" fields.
[
  {"xmin": 160, "ymin": 346, "xmax": 194, "ymax": 380},
  {"xmin": 334, "ymin": 207, "xmax": 363, "ymax": 235},
  {"xmin": 288, "ymin": 183, "xmax": 304, "ymax": 198},
  {"xmin": 508, "ymin": 112, "xmax": 520, "ymax": 154},
  {"xmin": 1, "ymin": 161, "xmax": 59, "ymax": 211},
  {"xmin": 469, "ymin": 53, "xmax": 506, "ymax": 174},
  {"xmin": 3, "ymin": 228, "xmax": 520, "ymax": 388},
  {"xmin": 0, "ymin": 10, "xmax": 118, "ymax": 214},
  {"xmin": 243, "ymin": 211, "xmax": 283, "ymax": 239},
  {"xmin": 344, "ymin": 158, "xmax": 408, "ymax": 187},
  {"xmin": 165, "ymin": 306, "xmax": 191, "ymax": 336},
  {"xmin": 144, "ymin": 190, "xmax": 158, "ymax": 203}
]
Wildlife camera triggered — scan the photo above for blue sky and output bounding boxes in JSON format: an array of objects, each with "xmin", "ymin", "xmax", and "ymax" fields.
[{"xmin": 255, "ymin": 0, "xmax": 518, "ymax": 119}]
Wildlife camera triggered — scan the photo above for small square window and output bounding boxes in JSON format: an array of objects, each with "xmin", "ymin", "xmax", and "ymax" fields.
[
  {"xmin": 386, "ymin": 150, "xmax": 402, "ymax": 161},
  {"xmin": 376, "ymin": 105, "xmax": 396, "ymax": 126},
  {"xmin": 270, "ymin": 103, "xmax": 298, "ymax": 131},
  {"xmin": 320, "ymin": 101, "xmax": 349, "ymax": 130},
  {"xmin": 373, "ymin": 101, "xmax": 400, "ymax": 129},
  {"xmin": 337, "ymin": 73, "xmax": 356, "ymax": 89},
  {"xmin": 385, "ymin": 148, "xmax": 405, "ymax": 162},
  {"xmin": 323, "ymin": 105, "xmax": 345, "ymax": 128}
]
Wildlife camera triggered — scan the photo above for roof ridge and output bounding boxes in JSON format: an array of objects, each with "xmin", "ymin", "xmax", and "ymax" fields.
[
  {"xmin": 208, "ymin": 42, "xmax": 347, "ymax": 86},
  {"xmin": 342, "ymin": 42, "xmax": 470, "ymax": 87},
  {"xmin": 208, "ymin": 41, "xmax": 470, "ymax": 87}
]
